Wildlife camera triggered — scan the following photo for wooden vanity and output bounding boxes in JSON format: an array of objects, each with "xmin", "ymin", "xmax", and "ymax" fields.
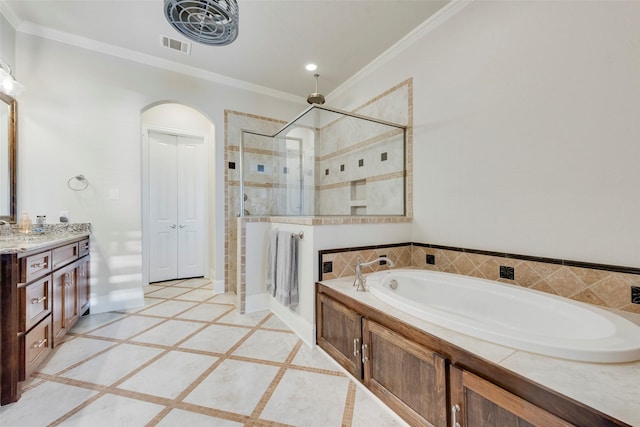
[
  {"xmin": 0, "ymin": 234, "xmax": 91, "ymax": 405},
  {"xmin": 316, "ymin": 282, "xmax": 629, "ymax": 427}
]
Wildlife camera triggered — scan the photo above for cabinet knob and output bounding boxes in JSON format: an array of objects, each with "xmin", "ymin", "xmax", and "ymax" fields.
[{"xmin": 170, "ymin": 224, "xmax": 177, "ymax": 229}]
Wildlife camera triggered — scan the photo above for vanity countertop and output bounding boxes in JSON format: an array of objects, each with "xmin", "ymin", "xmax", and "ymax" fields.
[
  {"xmin": 319, "ymin": 276, "xmax": 640, "ymax": 427},
  {"xmin": 0, "ymin": 223, "xmax": 91, "ymax": 255}
]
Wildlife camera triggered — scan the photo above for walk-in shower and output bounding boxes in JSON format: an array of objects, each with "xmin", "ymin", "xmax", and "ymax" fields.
[{"xmin": 239, "ymin": 105, "xmax": 407, "ymax": 217}]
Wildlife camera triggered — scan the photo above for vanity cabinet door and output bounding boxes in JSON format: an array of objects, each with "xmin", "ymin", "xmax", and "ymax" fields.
[
  {"xmin": 449, "ymin": 366, "xmax": 573, "ymax": 427},
  {"xmin": 76, "ymin": 256, "xmax": 90, "ymax": 316},
  {"xmin": 52, "ymin": 265, "xmax": 78, "ymax": 346},
  {"xmin": 316, "ymin": 293, "xmax": 363, "ymax": 377},
  {"xmin": 362, "ymin": 319, "xmax": 447, "ymax": 427}
]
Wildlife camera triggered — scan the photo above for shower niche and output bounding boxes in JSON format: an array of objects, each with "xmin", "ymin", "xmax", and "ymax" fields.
[{"xmin": 240, "ymin": 105, "xmax": 406, "ymax": 217}]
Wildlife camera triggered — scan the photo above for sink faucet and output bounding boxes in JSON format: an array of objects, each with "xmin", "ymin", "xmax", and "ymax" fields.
[{"xmin": 353, "ymin": 257, "xmax": 395, "ymax": 292}]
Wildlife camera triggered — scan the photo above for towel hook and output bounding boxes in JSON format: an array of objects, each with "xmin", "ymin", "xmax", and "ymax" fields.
[
  {"xmin": 68, "ymin": 174, "xmax": 89, "ymax": 191},
  {"xmin": 292, "ymin": 231, "xmax": 304, "ymax": 240}
]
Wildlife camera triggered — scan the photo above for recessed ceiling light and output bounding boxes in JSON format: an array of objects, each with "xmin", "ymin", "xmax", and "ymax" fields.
[{"xmin": 305, "ymin": 63, "xmax": 317, "ymax": 71}]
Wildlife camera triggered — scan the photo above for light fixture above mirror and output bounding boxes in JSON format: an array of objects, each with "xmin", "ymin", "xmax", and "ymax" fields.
[{"xmin": 0, "ymin": 60, "xmax": 24, "ymax": 98}]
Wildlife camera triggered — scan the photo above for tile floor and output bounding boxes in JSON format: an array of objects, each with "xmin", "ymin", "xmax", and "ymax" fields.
[{"xmin": 0, "ymin": 278, "xmax": 406, "ymax": 426}]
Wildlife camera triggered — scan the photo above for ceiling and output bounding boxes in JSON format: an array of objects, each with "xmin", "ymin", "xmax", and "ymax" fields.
[{"xmin": 2, "ymin": 0, "xmax": 449, "ymax": 101}]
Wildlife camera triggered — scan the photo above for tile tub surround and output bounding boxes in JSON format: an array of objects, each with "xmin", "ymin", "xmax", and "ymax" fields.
[
  {"xmin": 319, "ymin": 242, "xmax": 640, "ymax": 314},
  {"xmin": 0, "ymin": 277, "xmax": 407, "ymax": 427},
  {"xmin": 0, "ymin": 223, "xmax": 92, "ymax": 253},
  {"xmin": 318, "ymin": 277, "xmax": 640, "ymax": 426}
]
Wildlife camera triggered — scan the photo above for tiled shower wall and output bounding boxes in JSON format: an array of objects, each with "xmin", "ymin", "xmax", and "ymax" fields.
[
  {"xmin": 225, "ymin": 111, "xmax": 287, "ymax": 293},
  {"xmin": 320, "ymin": 243, "xmax": 640, "ymax": 314},
  {"xmin": 316, "ymin": 80, "xmax": 412, "ymax": 216}
]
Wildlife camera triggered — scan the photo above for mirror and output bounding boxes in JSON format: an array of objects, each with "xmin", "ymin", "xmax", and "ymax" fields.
[{"xmin": 0, "ymin": 92, "xmax": 16, "ymax": 223}]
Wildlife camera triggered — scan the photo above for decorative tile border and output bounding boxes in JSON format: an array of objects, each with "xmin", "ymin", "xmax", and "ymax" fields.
[{"xmin": 320, "ymin": 242, "xmax": 640, "ymax": 314}]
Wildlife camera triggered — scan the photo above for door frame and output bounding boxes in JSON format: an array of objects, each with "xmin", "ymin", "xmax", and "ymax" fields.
[{"xmin": 142, "ymin": 125, "xmax": 210, "ymax": 285}]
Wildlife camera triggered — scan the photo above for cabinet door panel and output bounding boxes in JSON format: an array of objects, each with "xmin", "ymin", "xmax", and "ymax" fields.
[
  {"xmin": 316, "ymin": 294, "xmax": 362, "ymax": 377},
  {"xmin": 450, "ymin": 366, "xmax": 574, "ymax": 427},
  {"xmin": 363, "ymin": 319, "xmax": 447, "ymax": 427}
]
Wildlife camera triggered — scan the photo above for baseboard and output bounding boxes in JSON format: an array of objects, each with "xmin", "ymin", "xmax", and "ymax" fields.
[
  {"xmin": 269, "ymin": 298, "xmax": 316, "ymax": 348},
  {"xmin": 90, "ymin": 287, "xmax": 145, "ymax": 314},
  {"xmin": 245, "ymin": 292, "xmax": 270, "ymax": 313},
  {"xmin": 212, "ymin": 279, "xmax": 225, "ymax": 294}
]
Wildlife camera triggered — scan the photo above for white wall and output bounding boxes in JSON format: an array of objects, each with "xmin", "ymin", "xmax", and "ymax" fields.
[
  {"xmin": 0, "ymin": 13, "xmax": 15, "ymax": 70},
  {"xmin": 15, "ymin": 33, "xmax": 303, "ymax": 312},
  {"xmin": 330, "ymin": 0, "xmax": 640, "ymax": 268}
]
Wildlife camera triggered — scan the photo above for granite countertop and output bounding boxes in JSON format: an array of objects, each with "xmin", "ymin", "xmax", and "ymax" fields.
[
  {"xmin": 0, "ymin": 223, "xmax": 92, "ymax": 254},
  {"xmin": 319, "ymin": 276, "xmax": 640, "ymax": 426}
]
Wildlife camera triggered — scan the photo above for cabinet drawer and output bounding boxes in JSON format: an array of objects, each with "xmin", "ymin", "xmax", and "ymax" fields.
[
  {"xmin": 52, "ymin": 243, "xmax": 79, "ymax": 269},
  {"xmin": 24, "ymin": 316, "xmax": 52, "ymax": 379},
  {"xmin": 78, "ymin": 238, "xmax": 90, "ymax": 257},
  {"xmin": 23, "ymin": 275, "xmax": 52, "ymax": 332},
  {"xmin": 23, "ymin": 250, "xmax": 52, "ymax": 283}
]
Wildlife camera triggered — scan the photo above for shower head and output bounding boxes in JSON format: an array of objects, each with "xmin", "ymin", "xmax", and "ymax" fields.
[{"xmin": 307, "ymin": 74, "xmax": 325, "ymax": 105}]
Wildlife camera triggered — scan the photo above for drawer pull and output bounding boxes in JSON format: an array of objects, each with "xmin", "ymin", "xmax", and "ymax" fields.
[
  {"xmin": 452, "ymin": 404, "xmax": 461, "ymax": 427},
  {"xmin": 31, "ymin": 262, "xmax": 47, "ymax": 269},
  {"xmin": 32, "ymin": 338, "xmax": 47, "ymax": 349},
  {"xmin": 353, "ymin": 338, "xmax": 360, "ymax": 357},
  {"xmin": 362, "ymin": 343, "xmax": 369, "ymax": 364},
  {"xmin": 31, "ymin": 296, "xmax": 47, "ymax": 304}
]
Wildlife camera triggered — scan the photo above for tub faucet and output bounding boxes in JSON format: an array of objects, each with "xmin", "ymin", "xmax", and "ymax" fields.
[{"xmin": 353, "ymin": 257, "xmax": 395, "ymax": 292}]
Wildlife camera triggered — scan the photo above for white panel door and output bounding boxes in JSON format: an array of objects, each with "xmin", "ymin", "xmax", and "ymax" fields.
[
  {"xmin": 177, "ymin": 136, "xmax": 205, "ymax": 278},
  {"xmin": 149, "ymin": 131, "xmax": 205, "ymax": 282}
]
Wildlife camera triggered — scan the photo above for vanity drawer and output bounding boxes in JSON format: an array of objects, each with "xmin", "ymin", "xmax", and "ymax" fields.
[
  {"xmin": 78, "ymin": 238, "xmax": 90, "ymax": 257},
  {"xmin": 22, "ymin": 275, "xmax": 52, "ymax": 332},
  {"xmin": 24, "ymin": 315, "xmax": 52, "ymax": 379},
  {"xmin": 52, "ymin": 243, "xmax": 79, "ymax": 269},
  {"xmin": 23, "ymin": 250, "xmax": 52, "ymax": 283}
]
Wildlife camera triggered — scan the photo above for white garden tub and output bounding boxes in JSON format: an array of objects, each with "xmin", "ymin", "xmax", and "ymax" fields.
[{"xmin": 365, "ymin": 269, "xmax": 640, "ymax": 363}]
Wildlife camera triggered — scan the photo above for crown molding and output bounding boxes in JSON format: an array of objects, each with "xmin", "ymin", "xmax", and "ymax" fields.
[
  {"xmin": 328, "ymin": 0, "xmax": 474, "ymax": 102},
  {"xmin": 15, "ymin": 21, "xmax": 306, "ymax": 105},
  {"xmin": 0, "ymin": 2, "xmax": 21, "ymax": 29}
]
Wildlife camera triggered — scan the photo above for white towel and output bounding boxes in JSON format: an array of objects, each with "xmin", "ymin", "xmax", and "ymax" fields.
[
  {"xmin": 265, "ymin": 230, "xmax": 299, "ymax": 307},
  {"xmin": 276, "ymin": 230, "xmax": 299, "ymax": 307},
  {"xmin": 265, "ymin": 228, "xmax": 279, "ymax": 297}
]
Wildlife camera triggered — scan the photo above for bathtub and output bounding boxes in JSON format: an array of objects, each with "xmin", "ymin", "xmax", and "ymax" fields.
[{"xmin": 365, "ymin": 269, "xmax": 640, "ymax": 363}]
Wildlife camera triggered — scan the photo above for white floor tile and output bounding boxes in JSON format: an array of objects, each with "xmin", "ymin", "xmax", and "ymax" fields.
[
  {"xmin": 174, "ymin": 288, "xmax": 215, "ymax": 302},
  {"xmin": 233, "ymin": 330, "xmax": 300, "ymax": 362},
  {"xmin": 209, "ymin": 293, "xmax": 236, "ymax": 305},
  {"xmin": 260, "ymin": 369, "xmax": 350, "ymax": 426},
  {"xmin": 216, "ymin": 309, "xmax": 270, "ymax": 327},
  {"xmin": 180, "ymin": 324, "xmax": 251, "ymax": 354},
  {"xmin": 87, "ymin": 315, "xmax": 165, "ymax": 340},
  {"xmin": 291, "ymin": 345, "xmax": 343, "ymax": 373},
  {"xmin": 58, "ymin": 393, "xmax": 164, "ymax": 427},
  {"xmin": 38, "ymin": 337, "xmax": 117, "ymax": 375},
  {"xmin": 0, "ymin": 382, "xmax": 98, "ymax": 426},
  {"xmin": 176, "ymin": 303, "xmax": 234, "ymax": 322},
  {"xmin": 352, "ymin": 385, "xmax": 408, "ymax": 426},
  {"xmin": 69, "ymin": 312, "xmax": 127, "ymax": 334},
  {"xmin": 156, "ymin": 409, "xmax": 243, "ymax": 427},
  {"xmin": 60, "ymin": 343, "xmax": 164, "ymax": 386},
  {"xmin": 144, "ymin": 286, "xmax": 192, "ymax": 299},
  {"xmin": 176, "ymin": 277, "xmax": 211, "ymax": 288},
  {"xmin": 131, "ymin": 319, "xmax": 205, "ymax": 346},
  {"xmin": 184, "ymin": 359, "xmax": 279, "ymax": 415},
  {"xmin": 118, "ymin": 351, "xmax": 217, "ymax": 399},
  {"xmin": 260, "ymin": 314, "xmax": 291, "ymax": 331},
  {"xmin": 137, "ymin": 300, "xmax": 198, "ymax": 317}
]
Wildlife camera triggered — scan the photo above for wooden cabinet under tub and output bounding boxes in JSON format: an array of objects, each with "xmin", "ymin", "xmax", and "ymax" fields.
[
  {"xmin": 0, "ymin": 236, "xmax": 91, "ymax": 405},
  {"xmin": 316, "ymin": 283, "xmax": 628, "ymax": 427}
]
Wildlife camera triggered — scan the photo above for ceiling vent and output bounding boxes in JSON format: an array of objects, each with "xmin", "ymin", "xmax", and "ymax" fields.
[{"xmin": 160, "ymin": 35, "xmax": 192, "ymax": 55}]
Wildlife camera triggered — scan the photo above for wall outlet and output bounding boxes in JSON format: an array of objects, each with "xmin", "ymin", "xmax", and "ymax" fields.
[
  {"xmin": 379, "ymin": 255, "xmax": 387, "ymax": 265},
  {"xmin": 499, "ymin": 265, "xmax": 515, "ymax": 280},
  {"xmin": 322, "ymin": 261, "xmax": 333, "ymax": 274},
  {"xmin": 632, "ymin": 286, "xmax": 640, "ymax": 304},
  {"xmin": 426, "ymin": 254, "xmax": 436, "ymax": 265}
]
